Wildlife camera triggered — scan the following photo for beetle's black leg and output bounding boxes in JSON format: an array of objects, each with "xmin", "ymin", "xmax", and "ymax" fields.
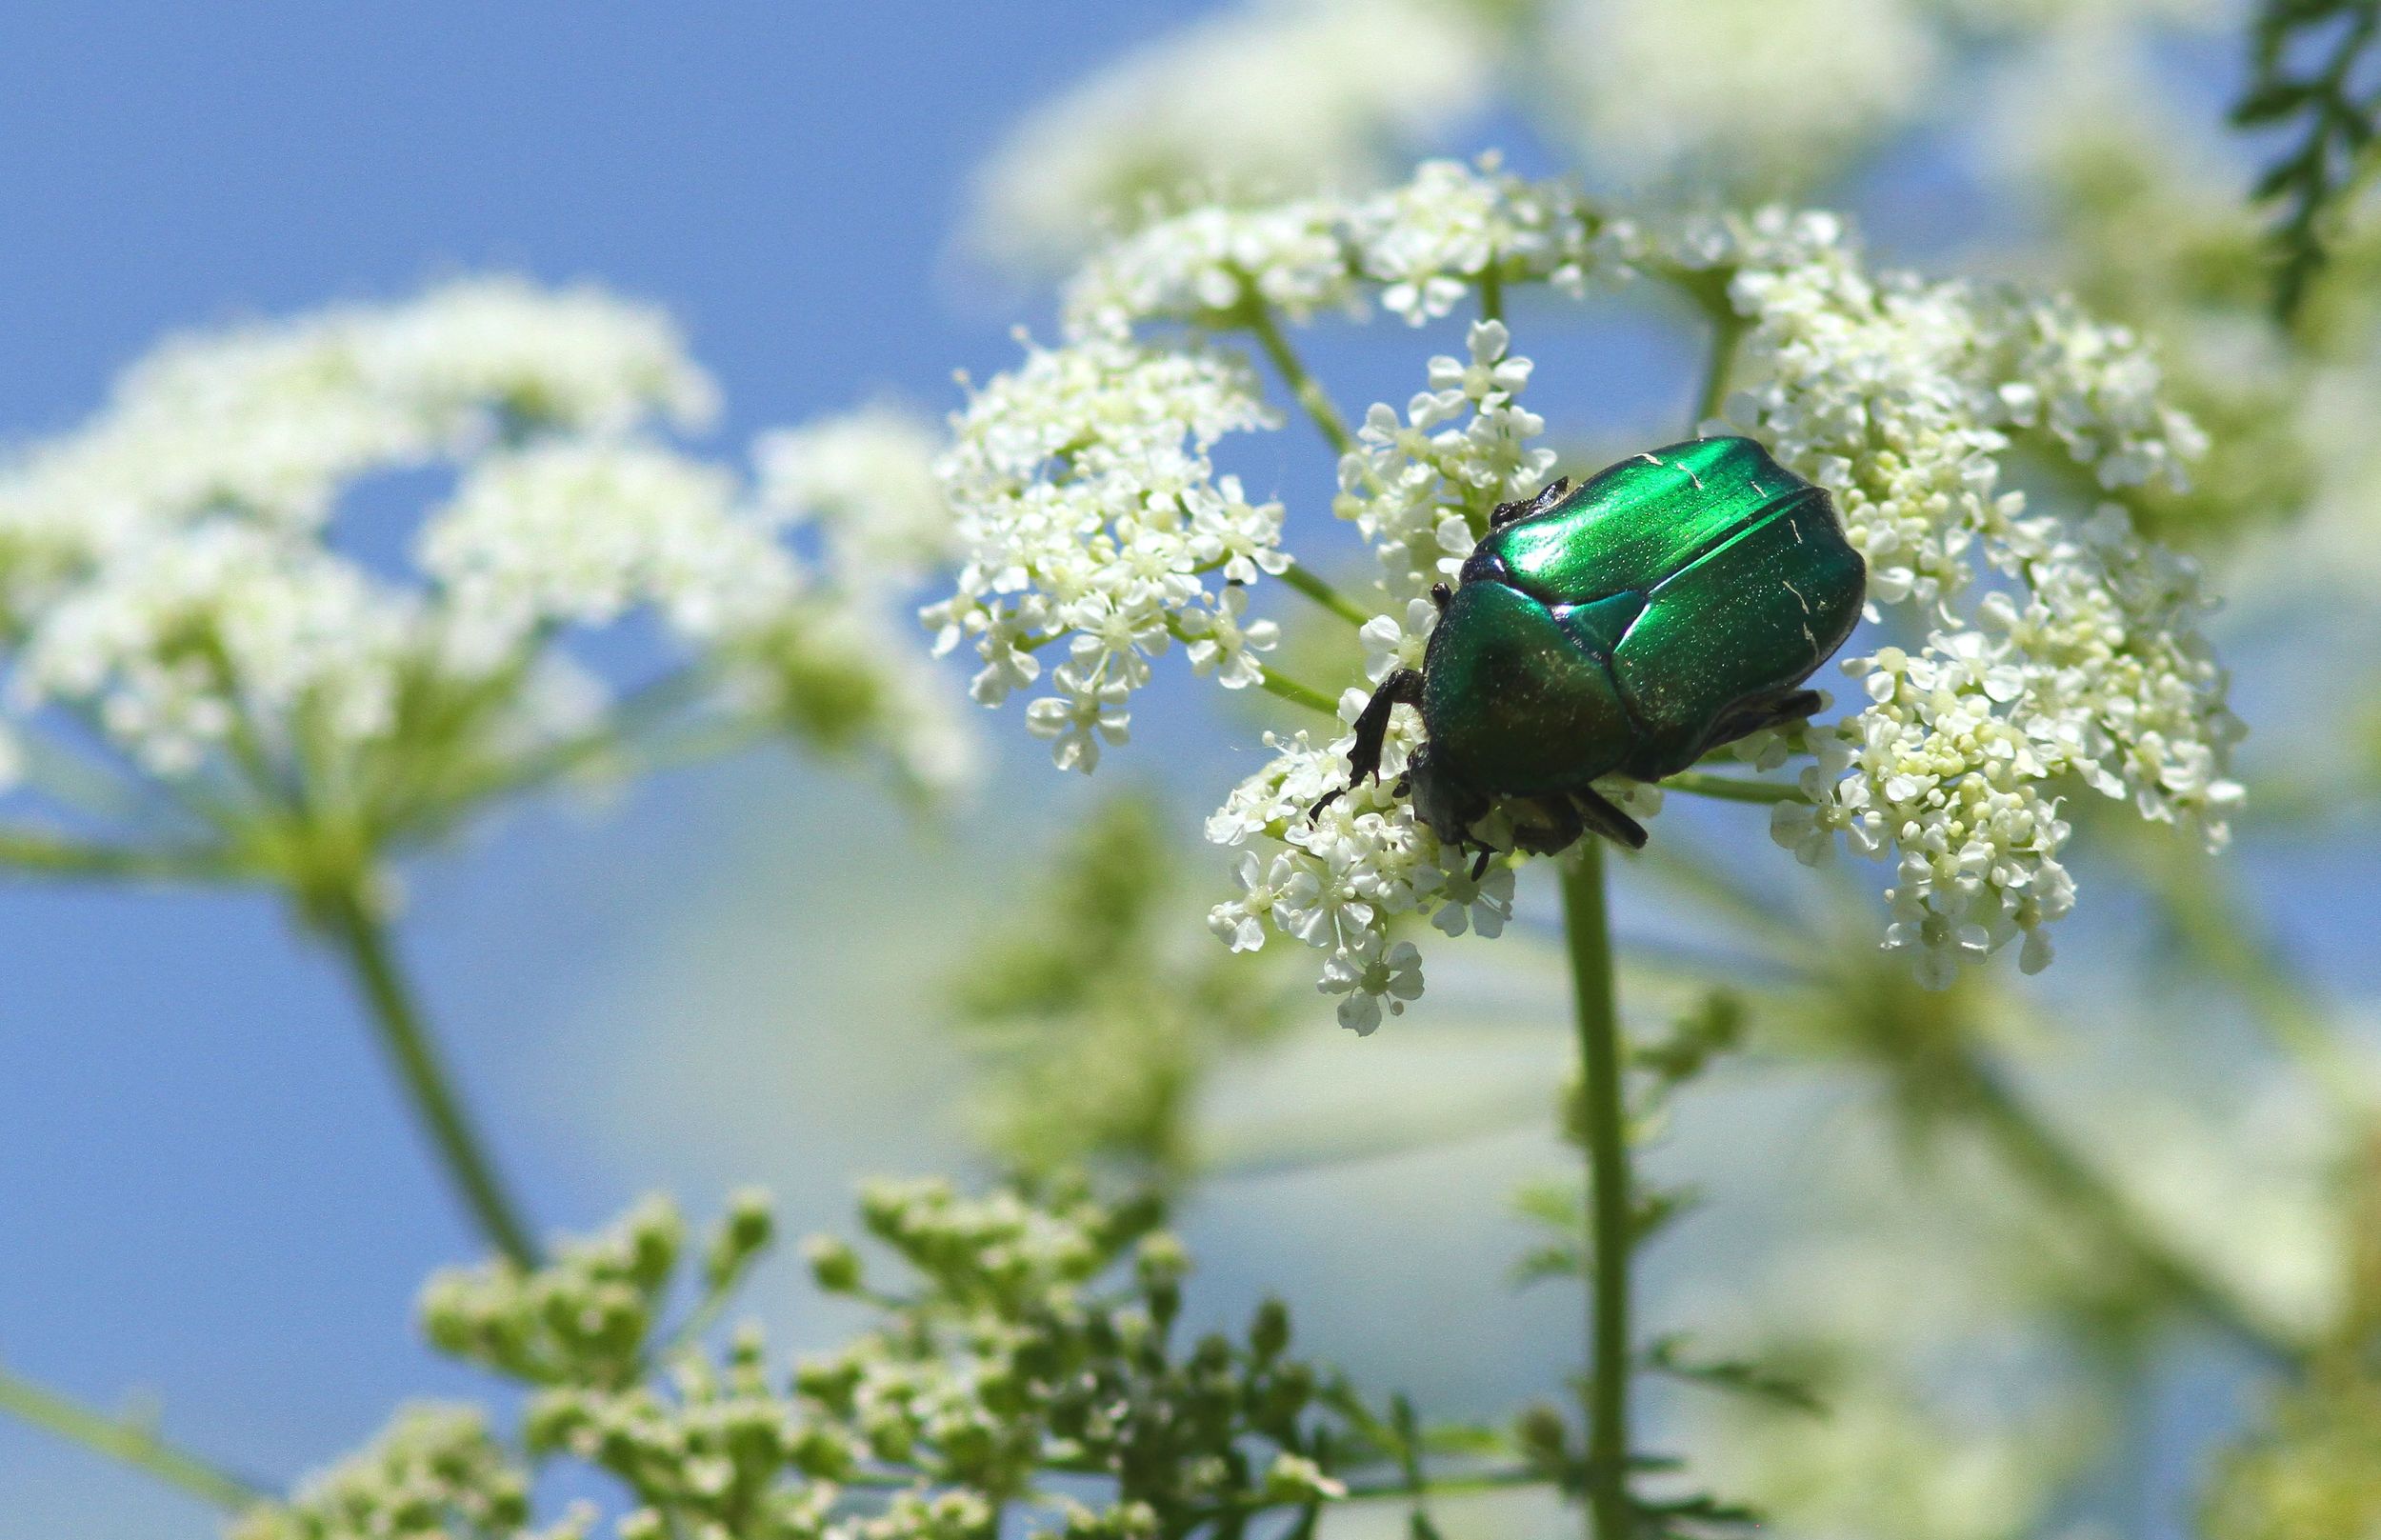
[
  {"xmin": 1345, "ymin": 669, "xmax": 1423, "ymax": 785},
  {"xmin": 1488, "ymin": 475, "xmax": 1571, "ymax": 530},
  {"xmin": 1571, "ymin": 785, "xmax": 1649, "ymax": 850},
  {"xmin": 1311, "ymin": 668, "xmax": 1425, "ymax": 821},
  {"xmin": 1431, "ymin": 581, "xmax": 1452, "ymax": 616},
  {"xmin": 1471, "ymin": 846, "xmax": 1492, "ymax": 882}
]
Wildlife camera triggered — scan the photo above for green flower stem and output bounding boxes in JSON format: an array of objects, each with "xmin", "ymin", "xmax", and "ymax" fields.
[
  {"xmin": 0, "ymin": 828, "xmax": 245, "ymax": 883},
  {"xmin": 1942, "ymin": 1044, "xmax": 2299, "ymax": 1372},
  {"xmin": 1348, "ymin": 1464, "xmax": 1550, "ymax": 1501},
  {"xmin": 1657, "ymin": 770, "xmax": 1799, "ymax": 805},
  {"xmin": 1559, "ymin": 842, "xmax": 1633, "ymax": 1540},
  {"xmin": 0, "ymin": 1364, "xmax": 263, "ymax": 1513},
  {"xmin": 1277, "ymin": 560, "xmax": 1374, "ymax": 629},
  {"xmin": 16, "ymin": 731, "xmax": 170, "ymax": 828},
  {"xmin": 1243, "ymin": 305, "xmax": 1359, "ymax": 464},
  {"xmin": 1256, "ymin": 666, "xmax": 1342, "ymax": 717},
  {"xmin": 1691, "ymin": 305, "xmax": 1747, "ymax": 427},
  {"xmin": 1479, "ymin": 268, "xmax": 1506, "ymax": 325},
  {"xmin": 310, "ymin": 881, "xmax": 541, "ymax": 1270},
  {"xmin": 411, "ymin": 664, "xmax": 715, "ymax": 835}
]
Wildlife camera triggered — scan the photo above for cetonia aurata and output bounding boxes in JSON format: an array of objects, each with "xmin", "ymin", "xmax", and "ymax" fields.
[{"xmin": 1328, "ymin": 435, "xmax": 1866, "ymax": 862}]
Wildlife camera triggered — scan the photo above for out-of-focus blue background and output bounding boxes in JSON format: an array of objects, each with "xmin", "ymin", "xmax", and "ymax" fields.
[{"xmin": 0, "ymin": 7, "xmax": 2343, "ymax": 1538}]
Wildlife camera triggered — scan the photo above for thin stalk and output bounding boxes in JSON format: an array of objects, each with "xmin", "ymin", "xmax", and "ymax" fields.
[
  {"xmin": 1691, "ymin": 307, "xmax": 1747, "ymax": 427},
  {"xmin": 1256, "ymin": 666, "xmax": 1341, "ymax": 717},
  {"xmin": 1278, "ymin": 560, "xmax": 1373, "ymax": 628},
  {"xmin": 1559, "ymin": 844, "xmax": 1631, "ymax": 1540},
  {"xmin": 404, "ymin": 664, "xmax": 715, "ymax": 837},
  {"xmin": 15, "ymin": 731, "xmax": 169, "ymax": 827},
  {"xmin": 0, "ymin": 828, "xmax": 246, "ymax": 884},
  {"xmin": 1944, "ymin": 1046, "xmax": 2299, "ymax": 1372},
  {"xmin": 0, "ymin": 1365, "xmax": 263, "ymax": 1512},
  {"xmin": 1479, "ymin": 268, "xmax": 1506, "ymax": 325},
  {"xmin": 1344, "ymin": 1465, "xmax": 1547, "ymax": 1501},
  {"xmin": 310, "ymin": 882, "xmax": 540, "ymax": 1270},
  {"xmin": 1658, "ymin": 770, "xmax": 1798, "ymax": 806},
  {"xmin": 1243, "ymin": 306, "xmax": 1359, "ymax": 464}
]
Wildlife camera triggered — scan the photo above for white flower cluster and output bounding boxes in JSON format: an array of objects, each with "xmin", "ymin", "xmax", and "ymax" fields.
[
  {"xmin": 1338, "ymin": 316, "xmax": 1556, "ymax": 607},
  {"xmin": 754, "ymin": 404, "xmax": 957, "ymax": 584},
  {"xmin": 1205, "ymin": 705, "xmax": 1514, "ymax": 1035},
  {"xmin": 950, "ymin": 154, "xmax": 2240, "ymax": 1023},
  {"xmin": 738, "ymin": 405, "xmax": 978, "ymax": 797},
  {"xmin": 1669, "ymin": 210, "xmax": 2240, "ymax": 982},
  {"xmin": 0, "ymin": 277, "xmax": 713, "ymax": 579},
  {"xmin": 964, "ymin": 0, "xmax": 1498, "ymax": 272},
  {"xmin": 928, "ymin": 336, "xmax": 1289, "ymax": 772},
  {"xmin": 16, "ymin": 523, "xmax": 417, "ymax": 776},
  {"xmin": 0, "ymin": 279, "xmax": 971, "ymax": 826},
  {"xmin": 1065, "ymin": 156, "xmax": 1613, "ymax": 338},
  {"xmin": 422, "ymin": 439, "xmax": 793, "ymax": 671},
  {"xmin": 945, "ymin": 158, "xmax": 1623, "ymax": 788},
  {"xmin": 1579, "ymin": 211, "xmax": 2222, "ymax": 995},
  {"xmin": 1347, "ymin": 157, "xmax": 1600, "ymax": 324}
]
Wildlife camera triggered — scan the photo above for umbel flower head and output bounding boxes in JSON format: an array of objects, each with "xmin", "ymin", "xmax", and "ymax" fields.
[
  {"xmin": 0, "ymin": 277, "xmax": 970, "ymax": 892},
  {"xmin": 933, "ymin": 157, "xmax": 2241, "ymax": 1030},
  {"xmin": 247, "ymin": 1183, "xmax": 1406, "ymax": 1540}
]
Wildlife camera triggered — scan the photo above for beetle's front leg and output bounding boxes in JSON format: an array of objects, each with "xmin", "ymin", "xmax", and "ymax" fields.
[{"xmin": 1311, "ymin": 669, "xmax": 1424, "ymax": 820}]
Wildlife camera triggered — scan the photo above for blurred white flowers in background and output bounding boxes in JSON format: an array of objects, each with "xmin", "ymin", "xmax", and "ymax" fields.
[
  {"xmin": 964, "ymin": 0, "xmax": 1501, "ymax": 273},
  {"xmin": 960, "ymin": 0, "xmax": 2230, "ymax": 281},
  {"xmin": 0, "ymin": 277, "xmax": 970, "ymax": 885},
  {"xmin": 1545, "ymin": 0, "xmax": 1939, "ymax": 196}
]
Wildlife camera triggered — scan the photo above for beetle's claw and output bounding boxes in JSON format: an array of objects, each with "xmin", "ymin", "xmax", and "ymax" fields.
[
  {"xmin": 1470, "ymin": 846, "xmax": 1492, "ymax": 882},
  {"xmin": 1308, "ymin": 786, "xmax": 1348, "ymax": 824}
]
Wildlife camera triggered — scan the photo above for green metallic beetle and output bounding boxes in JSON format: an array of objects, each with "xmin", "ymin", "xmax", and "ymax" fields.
[{"xmin": 1325, "ymin": 435, "xmax": 1865, "ymax": 861}]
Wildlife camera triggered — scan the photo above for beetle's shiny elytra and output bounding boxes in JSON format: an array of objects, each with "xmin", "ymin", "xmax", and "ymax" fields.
[{"xmin": 1328, "ymin": 435, "xmax": 1866, "ymax": 859}]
